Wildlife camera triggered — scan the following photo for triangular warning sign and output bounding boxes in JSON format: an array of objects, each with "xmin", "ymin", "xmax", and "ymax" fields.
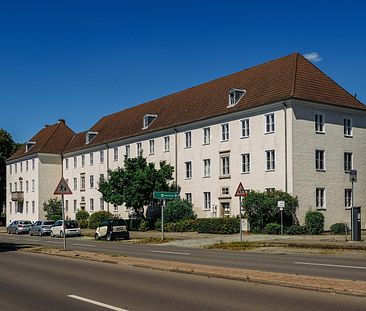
[
  {"xmin": 235, "ymin": 182, "xmax": 246, "ymax": 197},
  {"xmin": 54, "ymin": 177, "xmax": 72, "ymax": 195}
]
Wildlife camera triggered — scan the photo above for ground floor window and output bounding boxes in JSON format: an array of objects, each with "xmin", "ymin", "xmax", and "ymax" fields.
[
  {"xmin": 345, "ymin": 188, "xmax": 352, "ymax": 208},
  {"xmin": 203, "ymin": 192, "xmax": 211, "ymax": 210},
  {"xmin": 316, "ymin": 187, "xmax": 325, "ymax": 209}
]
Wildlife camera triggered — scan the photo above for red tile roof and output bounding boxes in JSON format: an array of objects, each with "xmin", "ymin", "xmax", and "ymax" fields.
[{"xmin": 8, "ymin": 120, "xmax": 75, "ymax": 161}]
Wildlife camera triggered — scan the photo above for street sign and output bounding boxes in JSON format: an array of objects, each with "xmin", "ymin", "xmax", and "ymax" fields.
[
  {"xmin": 349, "ymin": 170, "xmax": 357, "ymax": 182},
  {"xmin": 235, "ymin": 182, "xmax": 247, "ymax": 197},
  {"xmin": 54, "ymin": 177, "xmax": 72, "ymax": 195},
  {"xmin": 153, "ymin": 191, "xmax": 178, "ymax": 200},
  {"xmin": 277, "ymin": 201, "xmax": 285, "ymax": 209}
]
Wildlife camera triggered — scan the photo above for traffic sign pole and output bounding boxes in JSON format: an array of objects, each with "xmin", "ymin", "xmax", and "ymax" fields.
[
  {"xmin": 239, "ymin": 197, "xmax": 242, "ymax": 242},
  {"xmin": 161, "ymin": 199, "xmax": 165, "ymax": 241},
  {"xmin": 62, "ymin": 194, "xmax": 66, "ymax": 251}
]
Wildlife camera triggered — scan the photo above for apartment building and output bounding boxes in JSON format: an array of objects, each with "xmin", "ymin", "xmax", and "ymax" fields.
[{"xmin": 6, "ymin": 53, "xmax": 366, "ymax": 228}]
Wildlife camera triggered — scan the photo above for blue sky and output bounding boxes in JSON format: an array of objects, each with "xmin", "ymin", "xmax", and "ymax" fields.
[{"xmin": 1, "ymin": 0, "xmax": 365, "ymax": 142}]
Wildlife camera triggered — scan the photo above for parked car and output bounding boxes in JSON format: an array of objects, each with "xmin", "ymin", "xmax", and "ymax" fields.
[
  {"xmin": 29, "ymin": 220, "xmax": 55, "ymax": 236},
  {"xmin": 7, "ymin": 220, "xmax": 32, "ymax": 234},
  {"xmin": 95, "ymin": 219, "xmax": 129, "ymax": 241},
  {"xmin": 51, "ymin": 220, "xmax": 81, "ymax": 237}
]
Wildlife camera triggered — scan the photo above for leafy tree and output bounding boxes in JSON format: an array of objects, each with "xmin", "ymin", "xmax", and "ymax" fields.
[
  {"xmin": 88, "ymin": 211, "xmax": 114, "ymax": 229},
  {"xmin": 242, "ymin": 190, "xmax": 298, "ymax": 233},
  {"xmin": 0, "ymin": 129, "xmax": 19, "ymax": 214},
  {"xmin": 305, "ymin": 210, "xmax": 324, "ymax": 234},
  {"xmin": 76, "ymin": 210, "xmax": 90, "ymax": 228},
  {"xmin": 43, "ymin": 198, "xmax": 62, "ymax": 221},
  {"xmin": 164, "ymin": 198, "xmax": 196, "ymax": 223},
  {"xmin": 98, "ymin": 156, "xmax": 174, "ymax": 219}
]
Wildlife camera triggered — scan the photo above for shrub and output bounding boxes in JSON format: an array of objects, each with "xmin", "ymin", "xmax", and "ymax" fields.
[
  {"xmin": 264, "ymin": 223, "xmax": 281, "ymax": 234},
  {"xmin": 285, "ymin": 225, "xmax": 307, "ymax": 235},
  {"xmin": 330, "ymin": 222, "xmax": 348, "ymax": 235},
  {"xmin": 126, "ymin": 219, "xmax": 141, "ymax": 231},
  {"xmin": 164, "ymin": 199, "xmax": 196, "ymax": 223},
  {"xmin": 305, "ymin": 211, "xmax": 324, "ymax": 235},
  {"xmin": 88, "ymin": 211, "xmax": 114, "ymax": 229},
  {"xmin": 139, "ymin": 219, "xmax": 152, "ymax": 231},
  {"xmin": 196, "ymin": 218, "xmax": 239, "ymax": 234},
  {"xmin": 154, "ymin": 219, "xmax": 161, "ymax": 230},
  {"xmin": 165, "ymin": 219, "xmax": 197, "ymax": 232},
  {"xmin": 76, "ymin": 210, "xmax": 90, "ymax": 228}
]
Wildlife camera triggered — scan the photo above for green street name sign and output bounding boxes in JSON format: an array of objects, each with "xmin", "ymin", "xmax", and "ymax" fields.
[{"xmin": 153, "ymin": 191, "xmax": 179, "ymax": 199}]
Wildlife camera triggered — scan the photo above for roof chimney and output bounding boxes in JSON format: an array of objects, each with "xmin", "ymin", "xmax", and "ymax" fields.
[
  {"xmin": 44, "ymin": 124, "xmax": 49, "ymax": 128},
  {"xmin": 58, "ymin": 119, "xmax": 65, "ymax": 124}
]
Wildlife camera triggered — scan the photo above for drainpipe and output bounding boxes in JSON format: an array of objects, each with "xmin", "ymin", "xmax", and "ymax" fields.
[
  {"xmin": 105, "ymin": 144, "xmax": 110, "ymax": 213},
  {"xmin": 283, "ymin": 101, "xmax": 288, "ymax": 193},
  {"xmin": 174, "ymin": 128, "xmax": 178, "ymax": 191}
]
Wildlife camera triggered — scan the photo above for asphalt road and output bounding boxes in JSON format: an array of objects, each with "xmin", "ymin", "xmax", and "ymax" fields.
[
  {"xmin": 1, "ymin": 251, "xmax": 365, "ymax": 311},
  {"xmin": 2, "ymin": 233, "xmax": 366, "ymax": 282}
]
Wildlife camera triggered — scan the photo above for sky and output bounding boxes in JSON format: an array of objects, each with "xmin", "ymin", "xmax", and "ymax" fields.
[{"xmin": 1, "ymin": 0, "xmax": 365, "ymax": 143}]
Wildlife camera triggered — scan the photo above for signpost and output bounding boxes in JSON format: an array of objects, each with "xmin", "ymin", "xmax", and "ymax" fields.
[
  {"xmin": 54, "ymin": 177, "xmax": 72, "ymax": 251},
  {"xmin": 235, "ymin": 182, "xmax": 247, "ymax": 242},
  {"xmin": 153, "ymin": 191, "xmax": 179, "ymax": 241},
  {"xmin": 277, "ymin": 201, "xmax": 285, "ymax": 235}
]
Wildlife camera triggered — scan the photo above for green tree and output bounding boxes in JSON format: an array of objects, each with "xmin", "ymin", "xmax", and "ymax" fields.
[
  {"xmin": 243, "ymin": 190, "xmax": 298, "ymax": 233},
  {"xmin": 0, "ymin": 129, "xmax": 19, "ymax": 215},
  {"xmin": 88, "ymin": 211, "xmax": 114, "ymax": 229},
  {"xmin": 164, "ymin": 198, "xmax": 196, "ymax": 223},
  {"xmin": 98, "ymin": 156, "xmax": 174, "ymax": 219},
  {"xmin": 76, "ymin": 210, "xmax": 90, "ymax": 228},
  {"xmin": 43, "ymin": 198, "xmax": 62, "ymax": 221}
]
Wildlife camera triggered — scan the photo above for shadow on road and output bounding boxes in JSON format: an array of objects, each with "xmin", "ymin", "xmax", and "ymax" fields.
[{"xmin": 0, "ymin": 242, "xmax": 32, "ymax": 252}]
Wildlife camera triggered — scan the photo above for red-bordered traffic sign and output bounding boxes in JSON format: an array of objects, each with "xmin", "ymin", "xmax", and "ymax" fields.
[
  {"xmin": 54, "ymin": 177, "xmax": 72, "ymax": 195},
  {"xmin": 235, "ymin": 182, "xmax": 247, "ymax": 197}
]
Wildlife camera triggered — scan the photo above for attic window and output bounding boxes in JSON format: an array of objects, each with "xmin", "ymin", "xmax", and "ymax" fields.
[
  {"xmin": 228, "ymin": 88, "xmax": 246, "ymax": 107},
  {"xmin": 86, "ymin": 131, "xmax": 98, "ymax": 144},
  {"xmin": 143, "ymin": 114, "xmax": 157, "ymax": 129},
  {"xmin": 25, "ymin": 141, "xmax": 36, "ymax": 152}
]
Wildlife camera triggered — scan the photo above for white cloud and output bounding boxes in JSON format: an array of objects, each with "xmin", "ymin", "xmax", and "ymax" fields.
[{"xmin": 304, "ymin": 52, "xmax": 322, "ymax": 63}]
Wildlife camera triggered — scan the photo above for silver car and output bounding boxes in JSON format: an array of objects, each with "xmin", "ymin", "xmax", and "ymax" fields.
[
  {"xmin": 51, "ymin": 220, "xmax": 81, "ymax": 237},
  {"xmin": 7, "ymin": 220, "xmax": 32, "ymax": 234},
  {"xmin": 29, "ymin": 220, "xmax": 55, "ymax": 236}
]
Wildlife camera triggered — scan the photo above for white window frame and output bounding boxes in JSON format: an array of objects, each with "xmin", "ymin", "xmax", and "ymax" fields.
[
  {"xmin": 32, "ymin": 158, "xmax": 35, "ymax": 170},
  {"xmin": 345, "ymin": 188, "xmax": 352, "ymax": 208},
  {"xmin": 203, "ymin": 127, "xmax": 210, "ymax": 145},
  {"xmin": 90, "ymin": 175, "xmax": 94, "ymax": 188},
  {"xmin": 89, "ymin": 153, "xmax": 94, "ymax": 166},
  {"xmin": 185, "ymin": 161, "xmax": 192, "ymax": 179},
  {"xmin": 241, "ymin": 118, "xmax": 250, "ymax": 138},
  {"xmin": 265, "ymin": 113, "xmax": 275, "ymax": 134},
  {"xmin": 100, "ymin": 198, "xmax": 104, "ymax": 211},
  {"xmin": 137, "ymin": 142, "xmax": 142, "ymax": 156},
  {"xmin": 164, "ymin": 136, "xmax": 170, "ymax": 152},
  {"xmin": 185, "ymin": 193, "xmax": 192, "ymax": 203},
  {"xmin": 203, "ymin": 159, "xmax": 211, "ymax": 178},
  {"xmin": 125, "ymin": 145, "xmax": 130, "ymax": 159},
  {"xmin": 80, "ymin": 174, "xmax": 85, "ymax": 191},
  {"xmin": 220, "ymin": 154, "xmax": 230, "ymax": 177},
  {"xmin": 185, "ymin": 131, "xmax": 192, "ymax": 148},
  {"xmin": 90, "ymin": 198, "xmax": 94, "ymax": 212},
  {"xmin": 241, "ymin": 153, "xmax": 250, "ymax": 173},
  {"xmin": 113, "ymin": 147, "xmax": 118, "ymax": 161},
  {"xmin": 100, "ymin": 150, "xmax": 104, "ymax": 163},
  {"xmin": 32, "ymin": 201, "xmax": 35, "ymax": 214},
  {"xmin": 344, "ymin": 118, "xmax": 353, "ymax": 137},
  {"xmin": 73, "ymin": 156, "xmax": 77, "ymax": 168},
  {"xmin": 344, "ymin": 152, "xmax": 353, "ymax": 172},
  {"xmin": 221, "ymin": 123, "xmax": 229, "ymax": 141},
  {"xmin": 265, "ymin": 150, "xmax": 275, "ymax": 171},
  {"xmin": 81, "ymin": 154, "xmax": 85, "ymax": 167},
  {"xmin": 203, "ymin": 192, "xmax": 211, "ymax": 211},
  {"xmin": 221, "ymin": 187, "xmax": 230, "ymax": 196},
  {"xmin": 31, "ymin": 180, "xmax": 35, "ymax": 192},
  {"xmin": 65, "ymin": 158, "xmax": 69, "ymax": 170},
  {"xmin": 149, "ymin": 140, "xmax": 155, "ymax": 155},
  {"xmin": 73, "ymin": 178, "xmax": 77, "ymax": 191},
  {"xmin": 315, "ymin": 113, "xmax": 325, "ymax": 133},
  {"xmin": 316, "ymin": 187, "xmax": 326, "ymax": 209},
  {"xmin": 73, "ymin": 200, "xmax": 77, "ymax": 212},
  {"xmin": 315, "ymin": 149, "xmax": 325, "ymax": 171}
]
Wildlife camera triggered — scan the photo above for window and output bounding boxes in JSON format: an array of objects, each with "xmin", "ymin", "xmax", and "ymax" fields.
[
  {"xmin": 241, "ymin": 153, "xmax": 250, "ymax": 173},
  {"xmin": 99, "ymin": 174, "xmax": 105, "ymax": 182},
  {"xmin": 81, "ymin": 155, "xmax": 85, "ymax": 167},
  {"xmin": 266, "ymin": 188, "xmax": 275, "ymax": 193},
  {"xmin": 100, "ymin": 198, "xmax": 104, "ymax": 211},
  {"xmin": 73, "ymin": 157, "xmax": 77, "ymax": 168},
  {"xmin": 26, "ymin": 161, "xmax": 29, "ymax": 171},
  {"xmin": 228, "ymin": 88, "xmax": 245, "ymax": 107},
  {"xmin": 32, "ymin": 201, "xmax": 35, "ymax": 214},
  {"xmin": 9, "ymin": 201, "xmax": 12, "ymax": 214},
  {"xmin": 65, "ymin": 158, "xmax": 69, "ymax": 170},
  {"xmin": 80, "ymin": 174, "xmax": 85, "ymax": 191},
  {"xmin": 241, "ymin": 118, "xmax": 250, "ymax": 138},
  {"xmin": 100, "ymin": 150, "xmax": 104, "ymax": 163},
  {"xmin": 9, "ymin": 183, "xmax": 12, "ymax": 193},
  {"xmin": 19, "ymin": 180, "xmax": 23, "ymax": 192},
  {"xmin": 137, "ymin": 142, "xmax": 142, "ymax": 156},
  {"xmin": 90, "ymin": 198, "xmax": 94, "ymax": 212},
  {"xmin": 203, "ymin": 192, "xmax": 211, "ymax": 210},
  {"xmin": 315, "ymin": 149, "xmax": 325, "ymax": 171},
  {"xmin": 73, "ymin": 200, "xmax": 77, "ymax": 212},
  {"xmin": 185, "ymin": 131, "xmax": 192, "ymax": 148},
  {"xmin": 125, "ymin": 145, "xmax": 130, "ymax": 159},
  {"xmin": 221, "ymin": 187, "xmax": 229, "ymax": 196},
  {"xmin": 113, "ymin": 147, "xmax": 118, "ymax": 161},
  {"xmin": 73, "ymin": 178, "xmax": 77, "ymax": 191},
  {"xmin": 344, "ymin": 118, "xmax": 352, "ymax": 137},
  {"xmin": 345, "ymin": 188, "xmax": 352, "ymax": 208},
  {"xmin": 90, "ymin": 175, "xmax": 94, "ymax": 188},
  {"xmin": 20, "ymin": 162, "xmax": 23, "ymax": 172},
  {"xmin": 221, "ymin": 123, "xmax": 229, "ymax": 141},
  {"xmin": 265, "ymin": 113, "xmax": 275, "ymax": 133},
  {"xmin": 149, "ymin": 140, "xmax": 155, "ymax": 155},
  {"xmin": 113, "ymin": 204, "xmax": 118, "ymax": 212},
  {"xmin": 266, "ymin": 150, "xmax": 275, "ymax": 171},
  {"xmin": 185, "ymin": 161, "xmax": 192, "ymax": 179},
  {"xmin": 203, "ymin": 159, "xmax": 211, "ymax": 177},
  {"xmin": 143, "ymin": 114, "xmax": 157, "ymax": 129},
  {"xmin": 220, "ymin": 155, "xmax": 230, "ymax": 177},
  {"xmin": 315, "ymin": 113, "xmax": 324, "ymax": 133},
  {"xmin": 25, "ymin": 201, "xmax": 28, "ymax": 214},
  {"xmin": 185, "ymin": 193, "xmax": 192, "ymax": 203},
  {"xmin": 10, "ymin": 165, "xmax": 12, "ymax": 175},
  {"xmin": 316, "ymin": 188, "xmax": 325, "ymax": 209},
  {"xmin": 15, "ymin": 164, "xmax": 17, "ymax": 173},
  {"xmin": 25, "ymin": 181, "xmax": 29, "ymax": 193},
  {"xmin": 32, "ymin": 158, "xmax": 35, "ymax": 170},
  {"xmin": 65, "ymin": 200, "xmax": 69, "ymax": 212},
  {"xmin": 14, "ymin": 182, "xmax": 17, "ymax": 191},
  {"xmin": 89, "ymin": 153, "xmax": 94, "ymax": 166},
  {"xmin": 344, "ymin": 152, "xmax": 353, "ymax": 172},
  {"xmin": 164, "ymin": 136, "xmax": 170, "ymax": 152},
  {"xmin": 203, "ymin": 127, "xmax": 210, "ymax": 144},
  {"xmin": 31, "ymin": 180, "xmax": 35, "ymax": 192}
]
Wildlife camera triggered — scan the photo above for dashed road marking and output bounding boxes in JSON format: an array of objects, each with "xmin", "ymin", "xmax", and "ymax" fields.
[
  {"xmin": 150, "ymin": 250, "xmax": 190, "ymax": 255},
  {"xmin": 295, "ymin": 261, "xmax": 366, "ymax": 270},
  {"xmin": 68, "ymin": 295, "xmax": 128, "ymax": 311}
]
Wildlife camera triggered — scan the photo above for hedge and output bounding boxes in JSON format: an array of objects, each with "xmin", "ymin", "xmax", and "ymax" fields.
[{"xmin": 305, "ymin": 211, "xmax": 324, "ymax": 235}]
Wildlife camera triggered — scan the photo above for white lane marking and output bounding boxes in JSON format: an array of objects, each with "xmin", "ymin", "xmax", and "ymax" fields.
[
  {"xmin": 68, "ymin": 295, "xmax": 128, "ymax": 311},
  {"xmin": 47, "ymin": 241, "xmax": 62, "ymax": 244},
  {"xmin": 295, "ymin": 261, "xmax": 366, "ymax": 270},
  {"xmin": 150, "ymin": 250, "xmax": 190, "ymax": 256},
  {"xmin": 72, "ymin": 243, "xmax": 96, "ymax": 247}
]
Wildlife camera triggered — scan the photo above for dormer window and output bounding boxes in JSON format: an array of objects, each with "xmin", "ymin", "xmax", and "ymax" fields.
[
  {"xmin": 86, "ymin": 131, "xmax": 98, "ymax": 144},
  {"xmin": 143, "ymin": 114, "xmax": 157, "ymax": 129},
  {"xmin": 228, "ymin": 88, "xmax": 246, "ymax": 107},
  {"xmin": 25, "ymin": 141, "xmax": 36, "ymax": 152}
]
